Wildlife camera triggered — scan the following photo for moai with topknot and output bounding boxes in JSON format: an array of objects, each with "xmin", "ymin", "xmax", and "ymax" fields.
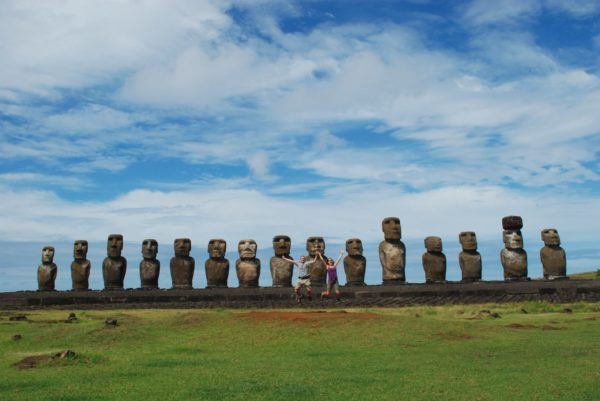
[
  {"xmin": 458, "ymin": 232, "xmax": 482, "ymax": 282},
  {"xmin": 38, "ymin": 246, "xmax": 57, "ymax": 291},
  {"xmin": 71, "ymin": 240, "xmax": 91, "ymax": 290},
  {"xmin": 306, "ymin": 236, "xmax": 327, "ymax": 286},
  {"xmin": 140, "ymin": 239, "xmax": 160, "ymax": 289},
  {"xmin": 205, "ymin": 239, "xmax": 229, "ymax": 287},
  {"xmin": 500, "ymin": 216, "xmax": 528, "ymax": 281},
  {"xmin": 170, "ymin": 238, "xmax": 194, "ymax": 289},
  {"xmin": 103, "ymin": 234, "xmax": 127, "ymax": 290},
  {"xmin": 379, "ymin": 217, "xmax": 406, "ymax": 284},
  {"xmin": 270, "ymin": 235, "xmax": 293, "ymax": 287},
  {"xmin": 540, "ymin": 228, "xmax": 567, "ymax": 280},
  {"xmin": 422, "ymin": 236, "xmax": 446, "ymax": 283},
  {"xmin": 343, "ymin": 238, "xmax": 366, "ymax": 286},
  {"xmin": 236, "ymin": 239, "xmax": 260, "ymax": 287}
]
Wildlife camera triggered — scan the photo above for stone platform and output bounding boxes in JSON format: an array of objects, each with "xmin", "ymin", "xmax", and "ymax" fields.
[{"xmin": 1, "ymin": 279, "xmax": 598, "ymax": 310}]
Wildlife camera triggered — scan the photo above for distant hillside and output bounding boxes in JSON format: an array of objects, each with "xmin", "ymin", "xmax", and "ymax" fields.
[{"xmin": 569, "ymin": 270, "xmax": 600, "ymax": 280}]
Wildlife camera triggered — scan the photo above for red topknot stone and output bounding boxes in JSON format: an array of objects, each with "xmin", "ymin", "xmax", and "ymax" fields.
[{"xmin": 502, "ymin": 215, "xmax": 523, "ymax": 230}]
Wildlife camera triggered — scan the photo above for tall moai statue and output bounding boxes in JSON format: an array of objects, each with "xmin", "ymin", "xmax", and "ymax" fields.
[
  {"xmin": 103, "ymin": 234, "xmax": 127, "ymax": 290},
  {"xmin": 458, "ymin": 231, "xmax": 482, "ymax": 282},
  {"xmin": 170, "ymin": 238, "xmax": 194, "ymax": 289},
  {"xmin": 270, "ymin": 235, "xmax": 293, "ymax": 287},
  {"xmin": 205, "ymin": 239, "xmax": 229, "ymax": 287},
  {"xmin": 71, "ymin": 240, "xmax": 91, "ymax": 290},
  {"xmin": 236, "ymin": 239, "xmax": 260, "ymax": 287},
  {"xmin": 540, "ymin": 228, "xmax": 567, "ymax": 280},
  {"xmin": 379, "ymin": 217, "xmax": 406, "ymax": 284},
  {"xmin": 344, "ymin": 238, "xmax": 366, "ymax": 286},
  {"xmin": 500, "ymin": 216, "xmax": 528, "ymax": 281},
  {"xmin": 140, "ymin": 239, "xmax": 160, "ymax": 289},
  {"xmin": 37, "ymin": 246, "xmax": 57, "ymax": 291},
  {"xmin": 306, "ymin": 236, "xmax": 327, "ymax": 286},
  {"xmin": 422, "ymin": 236, "xmax": 446, "ymax": 283}
]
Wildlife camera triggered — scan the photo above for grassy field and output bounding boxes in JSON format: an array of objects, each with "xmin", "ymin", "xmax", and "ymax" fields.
[
  {"xmin": 569, "ymin": 270, "xmax": 600, "ymax": 280},
  {"xmin": 1, "ymin": 303, "xmax": 599, "ymax": 401}
]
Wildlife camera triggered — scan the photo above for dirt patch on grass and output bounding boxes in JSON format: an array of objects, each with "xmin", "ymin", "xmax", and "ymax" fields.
[
  {"xmin": 13, "ymin": 355, "xmax": 51, "ymax": 369},
  {"xmin": 437, "ymin": 332, "xmax": 474, "ymax": 341},
  {"xmin": 241, "ymin": 310, "xmax": 379, "ymax": 325},
  {"xmin": 505, "ymin": 323, "xmax": 565, "ymax": 330}
]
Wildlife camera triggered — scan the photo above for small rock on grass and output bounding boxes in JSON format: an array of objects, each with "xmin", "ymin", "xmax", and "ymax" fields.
[
  {"xmin": 104, "ymin": 318, "xmax": 118, "ymax": 326},
  {"xmin": 9, "ymin": 315, "xmax": 27, "ymax": 321},
  {"xmin": 563, "ymin": 308, "xmax": 573, "ymax": 314},
  {"xmin": 12, "ymin": 334, "xmax": 22, "ymax": 341},
  {"xmin": 52, "ymin": 350, "xmax": 76, "ymax": 360}
]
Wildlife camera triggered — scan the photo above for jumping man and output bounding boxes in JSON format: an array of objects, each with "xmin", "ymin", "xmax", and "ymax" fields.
[{"xmin": 282, "ymin": 254, "xmax": 319, "ymax": 303}]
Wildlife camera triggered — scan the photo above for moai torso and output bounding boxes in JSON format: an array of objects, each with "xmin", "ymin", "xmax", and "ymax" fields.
[
  {"xmin": 38, "ymin": 246, "xmax": 57, "ymax": 291},
  {"xmin": 205, "ymin": 239, "xmax": 229, "ymax": 287},
  {"xmin": 344, "ymin": 238, "xmax": 366, "ymax": 286},
  {"xmin": 270, "ymin": 235, "xmax": 293, "ymax": 287},
  {"xmin": 422, "ymin": 237, "xmax": 446, "ymax": 283},
  {"xmin": 236, "ymin": 239, "xmax": 260, "ymax": 287},
  {"xmin": 501, "ymin": 216, "xmax": 528, "ymax": 280},
  {"xmin": 305, "ymin": 236, "xmax": 327, "ymax": 286},
  {"xmin": 540, "ymin": 229, "xmax": 567, "ymax": 279},
  {"xmin": 170, "ymin": 238, "xmax": 194, "ymax": 289},
  {"xmin": 458, "ymin": 232, "xmax": 482, "ymax": 282},
  {"xmin": 71, "ymin": 240, "xmax": 91, "ymax": 290},
  {"xmin": 379, "ymin": 217, "xmax": 406, "ymax": 283},
  {"xmin": 103, "ymin": 234, "xmax": 127, "ymax": 290},
  {"xmin": 139, "ymin": 239, "xmax": 160, "ymax": 289}
]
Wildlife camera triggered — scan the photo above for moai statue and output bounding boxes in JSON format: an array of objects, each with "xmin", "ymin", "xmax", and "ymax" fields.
[
  {"xmin": 540, "ymin": 228, "xmax": 567, "ymax": 280},
  {"xmin": 500, "ymin": 216, "xmax": 528, "ymax": 281},
  {"xmin": 71, "ymin": 240, "xmax": 91, "ymax": 290},
  {"xmin": 205, "ymin": 239, "xmax": 229, "ymax": 287},
  {"xmin": 139, "ymin": 239, "xmax": 160, "ymax": 289},
  {"xmin": 270, "ymin": 235, "xmax": 293, "ymax": 287},
  {"xmin": 379, "ymin": 217, "xmax": 406, "ymax": 284},
  {"xmin": 236, "ymin": 239, "xmax": 260, "ymax": 287},
  {"xmin": 422, "ymin": 236, "xmax": 446, "ymax": 283},
  {"xmin": 458, "ymin": 232, "xmax": 482, "ymax": 282},
  {"xmin": 170, "ymin": 238, "xmax": 194, "ymax": 289},
  {"xmin": 344, "ymin": 238, "xmax": 366, "ymax": 286},
  {"xmin": 37, "ymin": 246, "xmax": 57, "ymax": 291},
  {"xmin": 102, "ymin": 234, "xmax": 127, "ymax": 290},
  {"xmin": 306, "ymin": 236, "xmax": 327, "ymax": 286}
]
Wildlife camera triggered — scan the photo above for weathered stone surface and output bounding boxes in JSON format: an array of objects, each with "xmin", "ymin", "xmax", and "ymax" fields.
[
  {"xmin": 343, "ymin": 238, "xmax": 366, "ymax": 286},
  {"xmin": 71, "ymin": 240, "xmax": 91, "ymax": 290},
  {"xmin": 379, "ymin": 217, "xmax": 406, "ymax": 284},
  {"xmin": 236, "ymin": 239, "xmax": 260, "ymax": 287},
  {"xmin": 205, "ymin": 239, "xmax": 229, "ymax": 287},
  {"xmin": 38, "ymin": 246, "xmax": 57, "ymax": 291},
  {"xmin": 500, "ymin": 217, "xmax": 528, "ymax": 280},
  {"xmin": 458, "ymin": 231, "xmax": 482, "ymax": 282},
  {"xmin": 540, "ymin": 228, "xmax": 567, "ymax": 279},
  {"xmin": 306, "ymin": 236, "xmax": 327, "ymax": 286},
  {"xmin": 102, "ymin": 234, "xmax": 127, "ymax": 290},
  {"xmin": 422, "ymin": 236, "xmax": 446, "ymax": 283},
  {"xmin": 139, "ymin": 239, "xmax": 160, "ymax": 289},
  {"xmin": 170, "ymin": 238, "xmax": 194, "ymax": 289},
  {"xmin": 270, "ymin": 235, "xmax": 293, "ymax": 287}
]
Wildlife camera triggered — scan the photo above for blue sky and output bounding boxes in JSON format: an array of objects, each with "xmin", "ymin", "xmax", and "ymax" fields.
[{"xmin": 0, "ymin": 0, "xmax": 599, "ymax": 253}]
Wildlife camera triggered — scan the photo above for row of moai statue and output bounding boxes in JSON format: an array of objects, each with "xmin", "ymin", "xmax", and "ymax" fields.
[{"xmin": 36, "ymin": 216, "xmax": 567, "ymax": 291}]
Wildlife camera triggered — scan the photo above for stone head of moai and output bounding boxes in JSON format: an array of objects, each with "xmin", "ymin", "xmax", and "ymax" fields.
[
  {"xmin": 272, "ymin": 235, "xmax": 291, "ymax": 257},
  {"xmin": 238, "ymin": 239, "xmax": 257, "ymax": 259},
  {"xmin": 459, "ymin": 231, "xmax": 478, "ymax": 251},
  {"xmin": 424, "ymin": 236, "xmax": 443, "ymax": 253},
  {"xmin": 346, "ymin": 238, "xmax": 363, "ymax": 256},
  {"xmin": 382, "ymin": 217, "xmax": 401, "ymax": 240},
  {"xmin": 208, "ymin": 239, "xmax": 227, "ymax": 259},
  {"xmin": 541, "ymin": 228, "xmax": 561, "ymax": 247},
  {"xmin": 174, "ymin": 238, "xmax": 191, "ymax": 257},
  {"xmin": 42, "ymin": 246, "xmax": 55, "ymax": 264},
  {"xmin": 142, "ymin": 239, "xmax": 158, "ymax": 259},
  {"xmin": 107, "ymin": 234, "xmax": 124, "ymax": 258},
  {"xmin": 306, "ymin": 236, "xmax": 325, "ymax": 256},
  {"xmin": 502, "ymin": 216, "xmax": 523, "ymax": 250},
  {"xmin": 73, "ymin": 240, "xmax": 88, "ymax": 260}
]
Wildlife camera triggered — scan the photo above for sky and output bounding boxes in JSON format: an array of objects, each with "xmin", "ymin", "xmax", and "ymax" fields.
[{"xmin": 0, "ymin": 0, "xmax": 599, "ymax": 288}]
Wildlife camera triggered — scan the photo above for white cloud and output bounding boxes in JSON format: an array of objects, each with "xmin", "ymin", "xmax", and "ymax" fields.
[
  {"xmin": 463, "ymin": 0, "xmax": 541, "ymax": 26},
  {"xmin": 0, "ymin": 173, "xmax": 89, "ymax": 190}
]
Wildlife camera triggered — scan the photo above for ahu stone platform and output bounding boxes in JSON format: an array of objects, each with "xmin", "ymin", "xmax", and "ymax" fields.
[{"xmin": 1, "ymin": 279, "xmax": 599, "ymax": 310}]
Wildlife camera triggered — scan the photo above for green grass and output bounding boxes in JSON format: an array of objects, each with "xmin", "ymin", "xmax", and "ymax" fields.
[
  {"xmin": 569, "ymin": 270, "xmax": 600, "ymax": 280},
  {"xmin": 1, "ymin": 303, "xmax": 599, "ymax": 401}
]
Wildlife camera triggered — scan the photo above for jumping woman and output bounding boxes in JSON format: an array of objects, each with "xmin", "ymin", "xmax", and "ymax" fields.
[{"xmin": 318, "ymin": 250, "xmax": 345, "ymax": 301}]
